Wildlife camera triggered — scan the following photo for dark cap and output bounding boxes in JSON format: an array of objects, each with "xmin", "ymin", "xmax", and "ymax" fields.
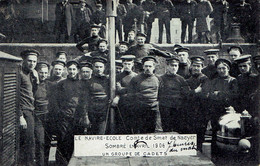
[
  {"xmin": 115, "ymin": 60, "xmax": 123, "ymax": 67},
  {"xmin": 92, "ymin": 56, "xmax": 107, "ymax": 64},
  {"xmin": 204, "ymin": 49, "xmax": 219, "ymax": 55},
  {"xmin": 252, "ymin": 55, "xmax": 260, "ymax": 63},
  {"xmin": 20, "ymin": 49, "xmax": 40, "ymax": 59},
  {"xmin": 234, "ymin": 54, "xmax": 251, "ymax": 64},
  {"xmin": 173, "ymin": 44, "xmax": 183, "ymax": 51},
  {"xmin": 136, "ymin": 32, "xmax": 147, "ymax": 38},
  {"xmin": 36, "ymin": 61, "xmax": 50, "ymax": 70},
  {"xmin": 66, "ymin": 60, "xmax": 79, "ymax": 68},
  {"xmin": 166, "ymin": 56, "xmax": 180, "ymax": 63},
  {"xmin": 51, "ymin": 60, "xmax": 66, "ymax": 67},
  {"xmin": 227, "ymin": 46, "xmax": 243, "ymax": 54},
  {"xmin": 141, "ymin": 56, "xmax": 157, "ymax": 64},
  {"xmin": 56, "ymin": 51, "xmax": 67, "ymax": 58},
  {"xmin": 79, "ymin": 0, "xmax": 86, "ymax": 2},
  {"xmin": 119, "ymin": 41, "xmax": 129, "ymax": 46},
  {"xmin": 80, "ymin": 61, "xmax": 93, "ymax": 69},
  {"xmin": 98, "ymin": 38, "xmax": 108, "ymax": 45},
  {"xmin": 120, "ymin": 55, "xmax": 136, "ymax": 61},
  {"xmin": 215, "ymin": 58, "xmax": 231, "ymax": 69},
  {"xmin": 96, "ymin": 3, "xmax": 102, "ymax": 7},
  {"xmin": 176, "ymin": 47, "xmax": 190, "ymax": 53},
  {"xmin": 91, "ymin": 24, "xmax": 101, "ymax": 29},
  {"xmin": 190, "ymin": 56, "xmax": 205, "ymax": 64}
]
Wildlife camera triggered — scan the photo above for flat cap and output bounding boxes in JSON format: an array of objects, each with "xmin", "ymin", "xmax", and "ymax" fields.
[
  {"xmin": 56, "ymin": 51, "xmax": 67, "ymax": 58},
  {"xmin": 119, "ymin": 41, "xmax": 129, "ymax": 46},
  {"xmin": 92, "ymin": 56, "xmax": 107, "ymax": 64},
  {"xmin": 91, "ymin": 24, "xmax": 101, "ymax": 28},
  {"xmin": 96, "ymin": 3, "xmax": 102, "ymax": 7},
  {"xmin": 176, "ymin": 47, "xmax": 190, "ymax": 53},
  {"xmin": 234, "ymin": 54, "xmax": 251, "ymax": 64},
  {"xmin": 173, "ymin": 44, "xmax": 183, "ymax": 51},
  {"xmin": 80, "ymin": 61, "xmax": 93, "ymax": 69},
  {"xmin": 36, "ymin": 61, "xmax": 50, "ymax": 70},
  {"xmin": 166, "ymin": 56, "xmax": 180, "ymax": 63},
  {"xmin": 190, "ymin": 56, "xmax": 205, "ymax": 64},
  {"xmin": 136, "ymin": 32, "xmax": 147, "ymax": 38},
  {"xmin": 141, "ymin": 56, "xmax": 157, "ymax": 64},
  {"xmin": 20, "ymin": 49, "xmax": 40, "ymax": 59},
  {"xmin": 215, "ymin": 58, "xmax": 231, "ymax": 69},
  {"xmin": 204, "ymin": 49, "xmax": 220, "ymax": 55},
  {"xmin": 227, "ymin": 46, "xmax": 243, "ymax": 54},
  {"xmin": 115, "ymin": 60, "xmax": 123, "ymax": 67},
  {"xmin": 98, "ymin": 38, "xmax": 108, "ymax": 45},
  {"xmin": 66, "ymin": 60, "xmax": 79, "ymax": 68},
  {"xmin": 51, "ymin": 60, "xmax": 66, "ymax": 67},
  {"xmin": 120, "ymin": 55, "xmax": 136, "ymax": 61}
]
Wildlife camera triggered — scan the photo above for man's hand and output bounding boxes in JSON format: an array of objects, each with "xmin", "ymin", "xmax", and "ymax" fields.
[
  {"xmin": 194, "ymin": 86, "xmax": 202, "ymax": 93},
  {"xmin": 213, "ymin": 91, "xmax": 220, "ymax": 95},
  {"xmin": 116, "ymin": 82, "xmax": 122, "ymax": 91},
  {"xmin": 20, "ymin": 116, "xmax": 27, "ymax": 129},
  {"xmin": 111, "ymin": 96, "xmax": 120, "ymax": 107}
]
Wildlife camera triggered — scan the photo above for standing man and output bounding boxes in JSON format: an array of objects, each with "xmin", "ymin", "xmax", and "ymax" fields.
[
  {"xmin": 227, "ymin": 45, "xmax": 243, "ymax": 77},
  {"xmin": 179, "ymin": 0, "xmax": 197, "ymax": 43},
  {"xmin": 128, "ymin": 56, "xmax": 160, "ymax": 133},
  {"xmin": 202, "ymin": 49, "xmax": 219, "ymax": 80},
  {"xmin": 91, "ymin": 3, "xmax": 106, "ymax": 38},
  {"xmin": 116, "ymin": 0, "xmax": 127, "ymax": 42},
  {"xmin": 159, "ymin": 56, "xmax": 189, "ymax": 133},
  {"xmin": 19, "ymin": 49, "xmax": 40, "ymax": 166},
  {"xmin": 157, "ymin": 0, "xmax": 174, "ymax": 44},
  {"xmin": 176, "ymin": 47, "xmax": 191, "ymax": 79},
  {"xmin": 54, "ymin": 0, "xmax": 74, "ymax": 43},
  {"xmin": 123, "ymin": 0, "xmax": 137, "ymax": 41},
  {"xmin": 195, "ymin": 0, "xmax": 213, "ymax": 43}
]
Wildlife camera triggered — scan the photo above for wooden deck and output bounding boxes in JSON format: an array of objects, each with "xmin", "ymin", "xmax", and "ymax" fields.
[{"xmin": 68, "ymin": 152, "xmax": 214, "ymax": 166}]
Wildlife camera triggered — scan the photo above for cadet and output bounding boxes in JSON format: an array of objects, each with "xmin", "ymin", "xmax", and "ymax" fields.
[
  {"xmin": 112, "ymin": 55, "xmax": 137, "ymax": 134},
  {"xmin": 227, "ymin": 45, "xmax": 243, "ymax": 77},
  {"xmin": 186, "ymin": 56, "xmax": 209, "ymax": 151},
  {"xmin": 91, "ymin": 3, "xmax": 106, "ymax": 38},
  {"xmin": 19, "ymin": 49, "xmax": 40, "ymax": 166},
  {"xmin": 116, "ymin": 60, "xmax": 123, "ymax": 74},
  {"xmin": 234, "ymin": 55, "xmax": 258, "ymax": 115},
  {"xmin": 202, "ymin": 49, "xmax": 219, "ymax": 80},
  {"xmin": 56, "ymin": 60, "xmax": 82, "ymax": 164},
  {"xmin": 76, "ymin": 24, "xmax": 102, "ymax": 52},
  {"xmin": 90, "ymin": 39, "xmax": 109, "ymax": 58},
  {"xmin": 116, "ymin": 0, "xmax": 127, "ymax": 42},
  {"xmin": 205, "ymin": 58, "xmax": 238, "ymax": 154},
  {"xmin": 128, "ymin": 56, "xmax": 160, "ymax": 133},
  {"xmin": 81, "ymin": 57, "xmax": 110, "ymax": 135},
  {"xmin": 159, "ymin": 56, "xmax": 189, "ymax": 133},
  {"xmin": 127, "ymin": 30, "xmax": 137, "ymax": 48},
  {"xmin": 50, "ymin": 51, "xmax": 67, "ymax": 78},
  {"xmin": 79, "ymin": 61, "xmax": 93, "ymax": 80},
  {"xmin": 116, "ymin": 41, "xmax": 129, "ymax": 59},
  {"xmin": 176, "ymin": 47, "xmax": 191, "ymax": 79},
  {"xmin": 34, "ymin": 61, "xmax": 51, "ymax": 166}
]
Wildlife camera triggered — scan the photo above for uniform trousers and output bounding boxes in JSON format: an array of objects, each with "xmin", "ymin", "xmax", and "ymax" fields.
[
  {"xmin": 181, "ymin": 19, "xmax": 194, "ymax": 43},
  {"xmin": 160, "ymin": 106, "xmax": 183, "ymax": 133},
  {"xmin": 116, "ymin": 100, "xmax": 134, "ymax": 134},
  {"xmin": 158, "ymin": 17, "xmax": 171, "ymax": 44}
]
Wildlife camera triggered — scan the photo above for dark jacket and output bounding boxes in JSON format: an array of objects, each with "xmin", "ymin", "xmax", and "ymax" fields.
[
  {"xmin": 195, "ymin": 0, "xmax": 213, "ymax": 32},
  {"xmin": 156, "ymin": 0, "xmax": 174, "ymax": 19},
  {"xmin": 76, "ymin": 36, "xmax": 101, "ymax": 52},
  {"xmin": 179, "ymin": 0, "xmax": 197, "ymax": 21},
  {"xmin": 177, "ymin": 62, "xmax": 191, "ymax": 79},
  {"xmin": 202, "ymin": 64, "xmax": 218, "ymax": 80},
  {"xmin": 34, "ymin": 80, "xmax": 51, "ymax": 116}
]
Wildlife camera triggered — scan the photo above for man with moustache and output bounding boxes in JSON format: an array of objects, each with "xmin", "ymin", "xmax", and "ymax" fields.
[
  {"xmin": 127, "ymin": 30, "xmax": 137, "ymax": 48},
  {"xmin": 159, "ymin": 56, "xmax": 189, "ymax": 133},
  {"xmin": 128, "ymin": 56, "xmax": 160, "ymax": 133},
  {"xmin": 112, "ymin": 55, "xmax": 137, "ymax": 134},
  {"xmin": 19, "ymin": 49, "xmax": 40, "ymax": 166},
  {"xmin": 176, "ymin": 47, "xmax": 191, "ymax": 79},
  {"xmin": 227, "ymin": 45, "xmax": 243, "ymax": 77},
  {"xmin": 202, "ymin": 49, "xmax": 219, "ymax": 80}
]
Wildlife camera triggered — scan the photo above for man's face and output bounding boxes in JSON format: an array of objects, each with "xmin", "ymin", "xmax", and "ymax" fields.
[
  {"xmin": 137, "ymin": 36, "xmax": 146, "ymax": 45},
  {"xmin": 57, "ymin": 54, "xmax": 67, "ymax": 63},
  {"xmin": 238, "ymin": 62, "xmax": 251, "ymax": 74},
  {"xmin": 128, "ymin": 31, "xmax": 135, "ymax": 41},
  {"xmin": 229, "ymin": 50, "xmax": 241, "ymax": 63},
  {"xmin": 167, "ymin": 62, "xmax": 179, "ymax": 74},
  {"xmin": 143, "ymin": 61, "xmax": 155, "ymax": 75},
  {"xmin": 38, "ymin": 67, "xmax": 49, "ymax": 81},
  {"xmin": 191, "ymin": 63, "xmax": 203, "ymax": 75},
  {"xmin": 94, "ymin": 62, "xmax": 105, "ymax": 75},
  {"xmin": 80, "ymin": 67, "xmax": 92, "ymax": 80},
  {"xmin": 217, "ymin": 63, "xmax": 229, "ymax": 77},
  {"xmin": 53, "ymin": 64, "xmax": 64, "ymax": 77},
  {"xmin": 116, "ymin": 67, "xmax": 123, "ymax": 74},
  {"xmin": 207, "ymin": 54, "xmax": 218, "ymax": 65},
  {"xmin": 123, "ymin": 61, "xmax": 134, "ymax": 72},
  {"xmin": 99, "ymin": 42, "xmax": 107, "ymax": 52},
  {"xmin": 67, "ymin": 64, "xmax": 78, "ymax": 78},
  {"xmin": 24, "ymin": 55, "xmax": 37, "ymax": 71},
  {"xmin": 178, "ymin": 52, "xmax": 189, "ymax": 63},
  {"xmin": 80, "ymin": 2, "xmax": 86, "ymax": 7},
  {"xmin": 91, "ymin": 28, "xmax": 99, "ymax": 36},
  {"xmin": 97, "ymin": 6, "xmax": 102, "ymax": 11},
  {"xmin": 119, "ymin": 45, "xmax": 128, "ymax": 53}
]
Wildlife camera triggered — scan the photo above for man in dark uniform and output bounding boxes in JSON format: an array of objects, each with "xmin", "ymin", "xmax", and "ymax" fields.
[
  {"xmin": 179, "ymin": 0, "xmax": 197, "ymax": 43},
  {"xmin": 141, "ymin": 0, "xmax": 156, "ymax": 43},
  {"xmin": 91, "ymin": 3, "xmax": 106, "ymax": 38},
  {"xmin": 159, "ymin": 56, "xmax": 189, "ymax": 133},
  {"xmin": 56, "ymin": 60, "xmax": 82, "ymax": 164},
  {"xmin": 112, "ymin": 55, "xmax": 138, "ymax": 134},
  {"xmin": 127, "ymin": 30, "xmax": 137, "ymax": 48},
  {"xmin": 186, "ymin": 56, "xmax": 209, "ymax": 151},
  {"xmin": 116, "ymin": 41, "xmax": 129, "ymax": 59},
  {"xmin": 227, "ymin": 45, "xmax": 243, "ymax": 77},
  {"xmin": 76, "ymin": 24, "xmax": 102, "ymax": 52},
  {"xmin": 90, "ymin": 39, "xmax": 109, "ymax": 58},
  {"xmin": 79, "ymin": 61, "xmax": 93, "ymax": 80},
  {"xmin": 116, "ymin": 60, "xmax": 123, "ymax": 74},
  {"xmin": 202, "ymin": 49, "xmax": 219, "ymax": 80},
  {"xmin": 116, "ymin": 0, "xmax": 127, "ymax": 42},
  {"xmin": 50, "ymin": 51, "xmax": 68, "ymax": 78},
  {"xmin": 176, "ymin": 47, "xmax": 191, "ymax": 79},
  {"xmin": 19, "ymin": 49, "xmax": 40, "ymax": 166},
  {"xmin": 128, "ymin": 56, "xmax": 160, "ymax": 133},
  {"xmin": 157, "ymin": 0, "xmax": 174, "ymax": 44}
]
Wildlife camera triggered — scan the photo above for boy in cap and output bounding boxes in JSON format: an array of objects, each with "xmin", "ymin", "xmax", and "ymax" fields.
[
  {"xmin": 128, "ymin": 56, "xmax": 160, "ymax": 133},
  {"xmin": 79, "ymin": 61, "xmax": 93, "ymax": 80},
  {"xmin": 159, "ymin": 56, "xmax": 190, "ymax": 133},
  {"xmin": 116, "ymin": 41, "xmax": 129, "ymax": 59},
  {"xmin": 186, "ymin": 56, "xmax": 209, "ymax": 151},
  {"xmin": 176, "ymin": 47, "xmax": 191, "ymax": 79},
  {"xmin": 202, "ymin": 49, "xmax": 219, "ymax": 80},
  {"xmin": 227, "ymin": 45, "xmax": 243, "ymax": 77},
  {"xmin": 50, "ymin": 51, "xmax": 68, "ymax": 78},
  {"xmin": 91, "ymin": 3, "xmax": 106, "ymax": 38},
  {"xmin": 112, "ymin": 55, "xmax": 138, "ymax": 134},
  {"xmin": 56, "ymin": 60, "xmax": 82, "ymax": 164},
  {"xmin": 90, "ymin": 39, "xmax": 109, "ymax": 58},
  {"xmin": 76, "ymin": 24, "xmax": 102, "ymax": 52},
  {"xmin": 19, "ymin": 49, "xmax": 40, "ymax": 166}
]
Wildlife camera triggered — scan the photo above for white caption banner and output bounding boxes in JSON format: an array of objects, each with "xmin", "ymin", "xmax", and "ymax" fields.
[{"xmin": 74, "ymin": 134, "xmax": 197, "ymax": 157}]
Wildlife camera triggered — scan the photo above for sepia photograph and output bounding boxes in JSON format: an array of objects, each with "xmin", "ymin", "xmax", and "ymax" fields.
[{"xmin": 0, "ymin": 0, "xmax": 259, "ymax": 165}]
